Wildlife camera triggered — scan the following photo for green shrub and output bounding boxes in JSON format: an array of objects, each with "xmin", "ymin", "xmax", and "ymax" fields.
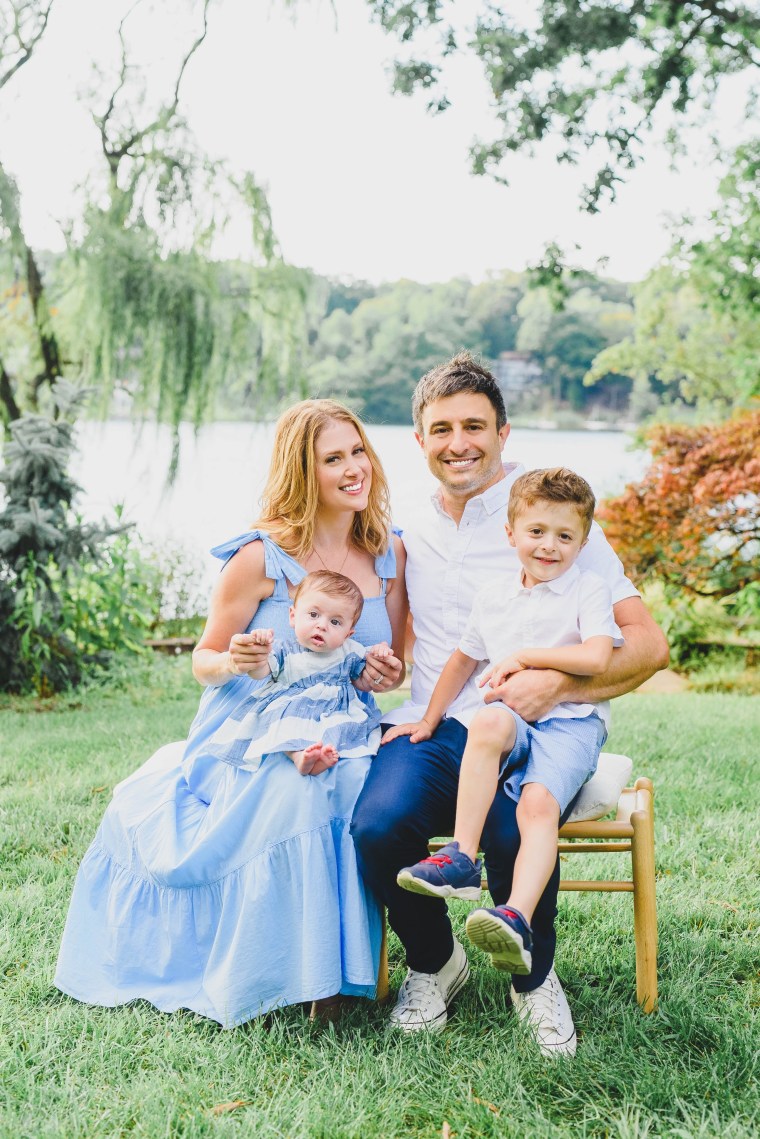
[{"xmin": 0, "ymin": 384, "xmax": 157, "ymax": 694}]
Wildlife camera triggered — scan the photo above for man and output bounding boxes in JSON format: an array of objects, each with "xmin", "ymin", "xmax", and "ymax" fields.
[{"xmin": 351, "ymin": 351, "xmax": 668, "ymax": 1056}]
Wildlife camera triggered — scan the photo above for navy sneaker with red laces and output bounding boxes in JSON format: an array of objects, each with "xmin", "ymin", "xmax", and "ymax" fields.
[
  {"xmin": 396, "ymin": 841, "xmax": 483, "ymax": 900},
  {"xmin": 465, "ymin": 905, "xmax": 534, "ymax": 974}
]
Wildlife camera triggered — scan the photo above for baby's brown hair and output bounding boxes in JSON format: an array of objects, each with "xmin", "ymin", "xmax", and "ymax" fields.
[{"xmin": 292, "ymin": 570, "xmax": 364, "ymax": 625}]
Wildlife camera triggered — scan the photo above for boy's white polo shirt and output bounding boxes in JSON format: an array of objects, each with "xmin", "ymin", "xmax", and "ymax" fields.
[
  {"xmin": 459, "ymin": 563, "xmax": 624, "ymax": 728},
  {"xmin": 385, "ymin": 462, "xmax": 638, "ymax": 729}
]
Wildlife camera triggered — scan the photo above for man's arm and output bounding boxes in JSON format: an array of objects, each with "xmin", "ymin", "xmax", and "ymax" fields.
[{"xmin": 483, "ymin": 596, "xmax": 669, "ymax": 722}]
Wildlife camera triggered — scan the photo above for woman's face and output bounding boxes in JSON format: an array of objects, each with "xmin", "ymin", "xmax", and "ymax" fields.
[{"xmin": 313, "ymin": 419, "xmax": 373, "ymax": 514}]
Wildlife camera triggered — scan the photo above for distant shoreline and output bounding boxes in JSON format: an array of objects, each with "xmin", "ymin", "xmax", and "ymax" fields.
[{"xmin": 94, "ymin": 413, "xmax": 639, "ymax": 434}]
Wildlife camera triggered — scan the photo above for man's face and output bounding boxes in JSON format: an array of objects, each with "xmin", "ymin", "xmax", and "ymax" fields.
[{"xmin": 416, "ymin": 392, "xmax": 510, "ymax": 500}]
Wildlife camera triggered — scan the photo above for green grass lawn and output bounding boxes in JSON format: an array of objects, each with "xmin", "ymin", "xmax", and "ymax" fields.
[{"xmin": 1, "ymin": 661, "xmax": 758, "ymax": 1138}]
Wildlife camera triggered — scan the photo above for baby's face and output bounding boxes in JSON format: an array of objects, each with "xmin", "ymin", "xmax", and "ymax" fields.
[
  {"xmin": 289, "ymin": 589, "xmax": 356, "ymax": 652},
  {"xmin": 506, "ymin": 499, "xmax": 588, "ymax": 588}
]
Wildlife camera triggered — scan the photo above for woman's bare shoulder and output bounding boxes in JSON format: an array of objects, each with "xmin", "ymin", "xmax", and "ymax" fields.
[{"xmin": 212, "ymin": 537, "xmax": 271, "ymax": 604}]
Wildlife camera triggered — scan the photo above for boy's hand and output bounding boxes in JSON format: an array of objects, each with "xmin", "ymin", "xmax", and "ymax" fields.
[
  {"xmin": 481, "ymin": 655, "xmax": 525, "ymax": 688},
  {"xmin": 228, "ymin": 629, "xmax": 273, "ymax": 674},
  {"xmin": 381, "ymin": 720, "xmax": 432, "ymax": 745}
]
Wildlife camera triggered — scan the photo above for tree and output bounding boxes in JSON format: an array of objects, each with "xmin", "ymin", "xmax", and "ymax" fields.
[
  {"xmin": 0, "ymin": 0, "xmax": 308, "ymax": 450},
  {"xmin": 586, "ymin": 143, "xmax": 760, "ymax": 413},
  {"xmin": 368, "ymin": 0, "xmax": 760, "ymax": 210},
  {"xmin": 0, "ymin": 1, "xmax": 63, "ymax": 422},
  {"xmin": 598, "ymin": 410, "xmax": 760, "ymax": 599},
  {"xmin": 308, "ymin": 277, "xmax": 485, "ymax": 422},
  {"xmin": 516, "ymin": 283, "xmax": 634, "ymax": 410},
  {"xmin": 465, "ymin": 272, "xmax": 523, "ymax": 357}
]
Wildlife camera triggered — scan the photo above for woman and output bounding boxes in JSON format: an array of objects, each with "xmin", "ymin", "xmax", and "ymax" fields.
[{"xmin": 55, "ymin": 400, "xmax": 406, "ymax": 1026}]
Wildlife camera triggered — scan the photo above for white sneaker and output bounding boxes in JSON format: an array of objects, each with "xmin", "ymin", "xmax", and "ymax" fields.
[
  {"xmin": 388, "ymin": 938, "xmax": 470, "ymax": 1033},
  {"xmin": 510, "ymin": 967, "xmax": 577, "ymax": 1057}
]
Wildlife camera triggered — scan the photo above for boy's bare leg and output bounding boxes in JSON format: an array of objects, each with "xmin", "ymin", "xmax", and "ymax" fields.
[
  {"xmin": 454, "ymin": 706, "xmax": 516, "ymax": 862},
  {"xmin": 288, "ymin": 743, "xmax": 339, "ymax": 776},
  {"xmin": 506, "ymin": 783, "xmax": 561, "ymax": 922}
]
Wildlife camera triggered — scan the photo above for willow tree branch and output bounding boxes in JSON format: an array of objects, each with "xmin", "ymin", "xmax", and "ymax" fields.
[
  {"xmin": 96, "ymin": 0, "xmax": 211, "ymax": 173},
  {"xmin": 0, "ymin": 0, "xmax": 55, "ymax": 91}
]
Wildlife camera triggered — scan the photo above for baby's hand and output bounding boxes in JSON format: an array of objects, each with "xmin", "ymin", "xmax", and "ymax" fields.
[
  {"xmin": 250, "ymin": 628, "xmax": 275, "ymax": 647},
  {"xmin": 381, "ymin": 720, "xmax": 432, "ymax": 745},
  {"xmin": 357, "ymin": 643, "xmax": 402, "ymax": 693},
  {"xmin": 480, "ymin": 655, "xmax": 525, "ymax": 688},
  {"xmin": 366, "ymin": 642, "xmax": 393, "ymax": 662}
]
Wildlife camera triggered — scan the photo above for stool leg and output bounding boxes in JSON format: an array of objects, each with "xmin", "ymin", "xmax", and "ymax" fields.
[
  {"xmin": 631, "ymin": 782, "xmax": 657, "ymax": 1012},
  {"xmin": 376, "ymin": 911, "xmax": 389, "ymax": 1002}
]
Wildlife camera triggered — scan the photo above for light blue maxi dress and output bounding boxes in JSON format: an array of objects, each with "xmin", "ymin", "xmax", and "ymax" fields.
[{"xmin": 55, "ymin": 531, "xmax": 394, "ymax": 1027}]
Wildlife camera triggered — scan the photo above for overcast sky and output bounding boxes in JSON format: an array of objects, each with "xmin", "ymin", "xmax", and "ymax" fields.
[{"xmin": 1, "ymin": 0, "xmax": 751, "ymax": 284}]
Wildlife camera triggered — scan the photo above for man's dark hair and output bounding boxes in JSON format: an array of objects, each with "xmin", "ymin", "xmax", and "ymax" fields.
[{"xmin": 412, "ymin": 350, "xmax": 507, "ymax": 434}]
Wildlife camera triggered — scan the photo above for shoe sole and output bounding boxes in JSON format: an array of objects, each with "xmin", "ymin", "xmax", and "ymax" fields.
[
  {"xmin": 396, "ymin": 870, "xmax": 482, "ymax": 901},
  {"xmin": 465, "ymin": 911, "xmax": 532, "ymax": 974},
  {"xmin": 541, "ymin": 1031, "xmax": 577, "ymax": 1058},
  {"xmin": 388, "ymin": 955, "xmax": 471, "ymax": 1034}
]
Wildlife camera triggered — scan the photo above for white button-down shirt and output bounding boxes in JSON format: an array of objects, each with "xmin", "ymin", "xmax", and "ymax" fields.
[
  {"xmin": 460, "ymin": 563, "xmax": 624, "ymax": 728},
  {"xmin": 385, "ymin": 463, "xmax": 638, "ymax": 727}
]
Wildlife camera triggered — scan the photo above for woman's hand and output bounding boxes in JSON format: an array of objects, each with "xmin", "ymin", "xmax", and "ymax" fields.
[
  {"xmin": 380, "ymin": 720, "xmax": 432, "ymax": 745},
  {"xmin": 227, "ymin": 629, "xmax": 273, "ymax": 677},
  {"xmin": 355, "ymin": 642, "xmax": 403, "ymax": 694}
]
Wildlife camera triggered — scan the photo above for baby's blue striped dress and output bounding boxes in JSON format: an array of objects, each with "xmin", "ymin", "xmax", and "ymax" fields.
[{"xmin": 206, "ymin": 639, "xmax": 382, "ymax": 767}]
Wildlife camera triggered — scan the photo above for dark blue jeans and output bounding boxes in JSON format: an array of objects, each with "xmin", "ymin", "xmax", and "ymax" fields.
[{"xmin": 351, "ymin": 718, "xmax": 561, "ymax": 993}]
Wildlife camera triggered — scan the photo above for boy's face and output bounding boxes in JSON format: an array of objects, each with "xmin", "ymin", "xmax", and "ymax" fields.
[
  {"xmin": 506, "ymin": 499, "xmax": 588, "ymax": 589},
  {"xmin": 290, "ymin": 589, "xmax": 356, "ymax": 652}
]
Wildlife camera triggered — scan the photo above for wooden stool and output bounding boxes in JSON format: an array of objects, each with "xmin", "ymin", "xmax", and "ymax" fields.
[{"xmin": 375, "ymin": 769, "xmax": 657, "ymax": 1012}]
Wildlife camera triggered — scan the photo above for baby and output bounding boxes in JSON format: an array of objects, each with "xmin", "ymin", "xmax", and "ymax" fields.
[{"xmin": 206, "ymin": 569, "xmax": 393, "ymax": 776}]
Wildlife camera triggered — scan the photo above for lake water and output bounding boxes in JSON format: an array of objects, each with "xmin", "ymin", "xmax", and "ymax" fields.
[{"xmin": 71, "ymin": 420, "xmax": 648, "ymax": 587}]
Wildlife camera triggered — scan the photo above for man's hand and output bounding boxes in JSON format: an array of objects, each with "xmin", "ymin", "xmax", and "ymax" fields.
[
  {"xmin": 381, "ymin": 720, "xmax": 432, "ymax": 745},
  {"xmin": 483, "ymin": 667, "xmax": 573, "ymax": 723},
  {"xmin": 480, "ymin": 655, "xmax": 525, "ymax": 688},
  {"xmin": 228, "ymin": 629, "xmax": 273, "ymax": 675},
  {"xmin": 355, "ymin": 642, "xmax": 403, "ymax": 694}
]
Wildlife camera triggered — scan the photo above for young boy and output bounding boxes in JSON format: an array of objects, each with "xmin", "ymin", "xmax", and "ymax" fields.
[{"xmin": 384, "ymin": 467, "xmax": 623, "ymax": 975}]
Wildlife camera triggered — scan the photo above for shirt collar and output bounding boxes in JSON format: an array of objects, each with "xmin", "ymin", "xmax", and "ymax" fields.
[{"xmin": 515, "ymin": 562, "xmax": 581, "ymax": 594}]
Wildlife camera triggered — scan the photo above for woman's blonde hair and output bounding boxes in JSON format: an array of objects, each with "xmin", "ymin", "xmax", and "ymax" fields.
[{"xmin": 254, "ymin": 400, "xmax": 391, "ymax": 560}]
